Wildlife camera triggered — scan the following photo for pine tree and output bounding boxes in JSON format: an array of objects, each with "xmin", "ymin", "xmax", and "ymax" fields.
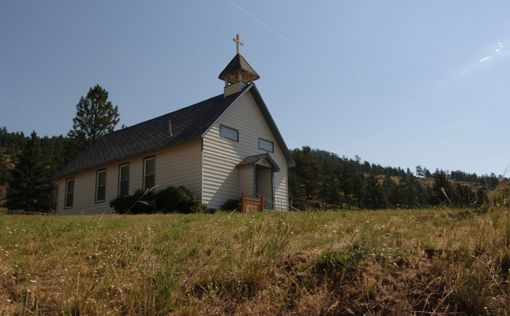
[
  {"xmin": 433, "ymin": 170, "xmax": 451, "ymax": 205},
  {"xmin": 6, "ymin": 132, "xmax": 54, "ymax": 212},
  {"xmin": 416, "ymin": 165, "xmax": 425, "ymax": 178},
  {"xmin": 362, "ymin": 174, "xmax": 386, "ymax": 209},
  {"xmin": 68, "ymin": 85, "xmax": 119, "ymax": 155},
  {"xmin": 289, "ymin": 146, "xmax": 320, "ymax": 208},
  {"xmin": 0, "ymin": 156, "xmax": 8, "ymax": 185},
  {"xmin": 382, "ymin": 175, "xmax": 397, "ymax": 207}
]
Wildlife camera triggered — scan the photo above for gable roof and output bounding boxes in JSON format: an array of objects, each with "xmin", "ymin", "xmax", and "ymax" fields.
[
  {"xmin": 237, "ymin": 153, "xmax": 280, "ymax": 172},
  {"xmin": 244, "ymin": 85, "xmax": 295, "ymax": 167},
  {"xmin": 58, "ymin": 84, "xmax": 294, "ymax": 178}
]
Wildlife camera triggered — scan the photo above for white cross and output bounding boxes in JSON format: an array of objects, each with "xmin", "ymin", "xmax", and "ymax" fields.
[{"xmin": 233, "ymin": 34, "xmax": 243, "ymax": 54}]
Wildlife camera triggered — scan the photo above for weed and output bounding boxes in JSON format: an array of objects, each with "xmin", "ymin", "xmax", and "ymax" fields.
[
  {"xmin": 314, "ymin": 241, "xmax": 370, "ymax": 275},
  {"xmin": 0, "ymin": 208, "xmax": 509, "ymax": 314}
]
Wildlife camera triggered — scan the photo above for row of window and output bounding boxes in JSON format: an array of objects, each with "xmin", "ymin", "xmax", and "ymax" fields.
[
  {"xmin": 220, "ymin": 125, "xmax": 274, "ymax": 153},
  {"xmin": 63, "ymin": 127, "xmax": 275, "ymax": 209},
  {"xmin": 64, "ymin": 157, "xmax": 156, "ymax": 209}
]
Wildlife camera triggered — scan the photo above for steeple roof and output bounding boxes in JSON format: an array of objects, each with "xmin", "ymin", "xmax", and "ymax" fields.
[{"xmin": 218, "ymin": 53, "xmax": 260, "ymax": 84}]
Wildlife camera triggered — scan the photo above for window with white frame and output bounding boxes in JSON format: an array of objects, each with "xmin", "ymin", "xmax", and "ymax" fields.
[
  {"xmin": 220, "ymin": 125, "xmax": 239, "ymax": 142},
  {"xmin": 143, "ymin": 157, "xmax": 155, "ymax": 190},
  {"xmin": 258, "ymin": 138, "xmax": 274, "ymax": 152},
  {"xmin": 118, "ymin": 163, "xmax": 129, "ymax": 197},
  {"xmin": 95, "ymin": 169, "xmax": 107, "ymax": 202},
  {"xmin": 64, "ymin": 178, "xmax": 74, "ymax": 208}
]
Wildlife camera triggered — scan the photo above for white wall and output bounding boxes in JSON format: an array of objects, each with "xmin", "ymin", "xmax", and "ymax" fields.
[
  {"xmin": 57, "ymin": 141, "xmax": 202, "ymax": 214},
  {"xmin": 56, "ymin": 89, "xmax": 291, "ymax": 214},
  {"xmin": 202, "ymin": 90, "xmax": 289, "ymax": 210}
]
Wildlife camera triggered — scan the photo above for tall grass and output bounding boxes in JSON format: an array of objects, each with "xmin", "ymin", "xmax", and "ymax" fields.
[{"xmin": 0, "ymin": 208, "xmax": 509, "ymax": 315}]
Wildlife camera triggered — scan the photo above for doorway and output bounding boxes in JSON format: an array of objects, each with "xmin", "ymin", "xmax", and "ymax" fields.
[{"xmin": 255, "ymin": 166, "xmax": 273, "ymax": 210}]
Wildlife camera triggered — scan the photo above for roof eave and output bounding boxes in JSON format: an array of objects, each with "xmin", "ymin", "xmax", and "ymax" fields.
[
  {"xmin": 200, "ymin": 84, "xmax": 253, "ymax": 138},
  {"xmin": 201, "ymin": 83, "xmax": 295, "ymax": 167},
  {"xmin": 56, "ymin": 136, "xmax": 203, "ymax": 179},
  {"xmin": 248, "ymin": 85, "xmax": 296, "ymax": 167}
]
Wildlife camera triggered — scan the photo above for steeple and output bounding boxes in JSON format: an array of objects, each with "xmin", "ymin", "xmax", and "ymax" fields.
[{"xmin": 219, "ymin": 34, "xmax": 260, "ymax": 96}]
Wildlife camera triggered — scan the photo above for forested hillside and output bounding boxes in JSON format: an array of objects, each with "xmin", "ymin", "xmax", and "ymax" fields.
[
  {"xmin": 1, "ymin": 85, "xmax": 119, "ymax": 212},
  {"xmin": 289, "ymin": 147, "xmax": 500, "ymax": 210},
  {"xmin": 1, "ymin": 127, "xmax": 501, "ymax": 212},
  {"xmin": 0, "ymin": 127, "xmax": 69, "ymax": 209}
]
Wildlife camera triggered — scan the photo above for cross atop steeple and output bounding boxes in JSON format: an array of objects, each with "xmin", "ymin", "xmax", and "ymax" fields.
[
  {"xmin": 219, "ymin": 34, "xmax": 259, "ymax": 96},
  {"xmin": 233, "ymin": 34, "xmax": 243, "ymax": 54}
]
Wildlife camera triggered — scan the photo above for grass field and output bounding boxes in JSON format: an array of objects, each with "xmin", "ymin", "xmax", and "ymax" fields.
[{"xmin": 1, "ymin": 208, "xmax": 509, "ymax": 315}]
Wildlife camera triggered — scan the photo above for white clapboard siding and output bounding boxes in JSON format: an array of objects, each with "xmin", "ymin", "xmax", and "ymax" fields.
[
  {"xmin": 57, "ymin": 140, "xmax": 202, "ymax": 214},
  {"xmin": 202, "ymin": 91, "xmax": 289, "ymax": 210}
]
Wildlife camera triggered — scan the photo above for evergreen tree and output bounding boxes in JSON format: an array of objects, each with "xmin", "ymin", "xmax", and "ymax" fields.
[
  {"xmin": 382, "ymin": 175, "xmax": 397, "ymax": 207},
  {"xmin": 288, "ymin": 147, "xmax": 494, "ymax": 210},
  {"xmin": 416, "ymin": 165, "xmax": 426, "ymax": 178},
  {"xmin": 68, "ymin": 85, "xmax": 119, "ymax": 155},
  {"xmin": 362, "ymin": 174, "xmax": 386, "ymax": 209},
  {"xmin": 6, "ymin": 132, "xmax": 54, "ymax": 212},
  {"xmin": 433, "ymin": 170, "xmax": 451, "ymax": 205},
  {"xmin": 0, "ymin": 156, "xmax": 8, "ymax": 185},
  {"xmin": 289, "ymin": 146, "xmax": 320, "ymax": 208},
  {"xmin": 399, "ymin": 175, "xmax": 418, "ymax": 207},
  {"xmin": 320, "ymin": 174, "xmax": 343, "ymax": 206},
  {"xmin": 0, "ymin": 127, "xmax": 26, "ymax": 158}
]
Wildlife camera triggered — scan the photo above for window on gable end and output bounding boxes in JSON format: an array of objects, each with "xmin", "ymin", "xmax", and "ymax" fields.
[{"xmin": 220, "ymin": 125, "xmax": 239, "ymax": 142}]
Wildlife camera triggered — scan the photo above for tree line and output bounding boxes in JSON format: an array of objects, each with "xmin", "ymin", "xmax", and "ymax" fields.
[
  {"xmin": 289, "ymin": 147, "xmax": 498, "ymax": 210},
  {"xmin": 0, "ymin": 86, "xmax": 501, "ymax": 212},
  {"xmin": 0, "ymin": 85, "xmax": 119, "ymax": 212}
]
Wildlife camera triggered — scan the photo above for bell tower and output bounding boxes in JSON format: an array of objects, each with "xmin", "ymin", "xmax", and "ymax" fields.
[{"xmin": 219, "ymin": 34, "xmax": 260, "ymax": 97}]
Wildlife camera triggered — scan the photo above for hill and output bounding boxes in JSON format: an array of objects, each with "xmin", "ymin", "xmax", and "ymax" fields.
[
  {"xmin": 289, "ymin": 147, "xmax": 500, "ymax": 210},
  {"xmin": 1, "ymin": 209, "xmax": 509, "ymax": 314},
  {"xmin": 0, "ymin": 127, "xmax": 503, "ymax": 212}
]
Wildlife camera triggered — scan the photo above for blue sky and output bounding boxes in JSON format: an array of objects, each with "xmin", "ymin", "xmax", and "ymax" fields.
[{"xmin": 1, "ymin": 1, "xmax": 510, "ymax": 175}]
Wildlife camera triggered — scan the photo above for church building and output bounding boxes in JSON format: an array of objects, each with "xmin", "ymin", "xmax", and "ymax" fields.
[{"xmin": 56, "ymin": 35, "xmax": 294, "ymax": 214}]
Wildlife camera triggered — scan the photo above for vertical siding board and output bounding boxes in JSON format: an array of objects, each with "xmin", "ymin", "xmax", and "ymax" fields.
[{"xmin": 202, "ymin": 92, "xmax": 289, "ymax": 210}]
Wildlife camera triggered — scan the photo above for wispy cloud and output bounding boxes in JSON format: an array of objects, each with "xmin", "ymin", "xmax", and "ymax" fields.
[
  {"xmin": 224, "ymin": 0, "xmax": 287, "ymax": 41},
  {"xmin": 495, "ymin": 42, "xmax": 504, "ymax": 55},
  {"xmin": 454, "ymin": 41, "xmax": 508, "ymax": 80},
  {"xmin": 479, "ymin": 56, "xmax": 492, "ymax": 63}
]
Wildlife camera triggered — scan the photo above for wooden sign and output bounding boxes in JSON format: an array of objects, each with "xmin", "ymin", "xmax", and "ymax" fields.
[{"xmin": 241, "ymin": 192, "xmax": 264, "ymax": 212}]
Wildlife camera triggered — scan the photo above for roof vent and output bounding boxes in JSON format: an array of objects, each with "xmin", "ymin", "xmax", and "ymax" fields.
[{"xmin": 168, "ymin": 120, "xmax": 173, "ymax": 136}]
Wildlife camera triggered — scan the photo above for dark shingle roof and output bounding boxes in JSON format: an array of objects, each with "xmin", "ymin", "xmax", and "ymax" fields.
[
  {"xmin": 58, "ymin": 88, "xmax": 247, "ymax": 177},
  {"xmin": 218, "ymin": 54, "xmax": 260, "ymax": 83},
  {"xmin": 58, "ymin": 83, "xmax": 295, "ymax": 178}
]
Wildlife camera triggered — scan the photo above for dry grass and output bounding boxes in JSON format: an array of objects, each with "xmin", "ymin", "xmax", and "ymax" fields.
[{"xmin": 0, "ymin": 208, "xmax": 509, "ymax": 315}]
